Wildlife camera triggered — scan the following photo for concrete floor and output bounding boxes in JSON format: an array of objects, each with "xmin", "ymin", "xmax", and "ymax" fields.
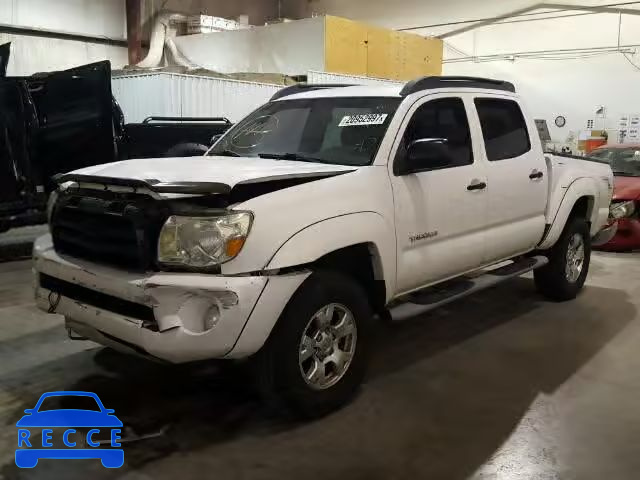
[{"xmin": 0, "ymin": 250, "xmax": 639, "ymax": 479}]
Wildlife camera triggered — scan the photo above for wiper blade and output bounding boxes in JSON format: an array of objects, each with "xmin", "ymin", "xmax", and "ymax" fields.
[
  {"xmin": 258, "ymin": 152, "xmax": 331, "ymax": 163},
  {"xmin": 215, "ymin": 149, "xmax": 241, "ymax": 157}
]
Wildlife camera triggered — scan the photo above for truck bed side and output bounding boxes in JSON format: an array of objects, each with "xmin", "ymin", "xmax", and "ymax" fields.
[{"xmin": 539, "ymin": 154, "xmax": 613, "ymax": 249}]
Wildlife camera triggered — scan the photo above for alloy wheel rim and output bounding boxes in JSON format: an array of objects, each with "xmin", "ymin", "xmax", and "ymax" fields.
[
  {"xmin": 565, "ymin": 233, "xmax": 585, "ymax": 283},
  {"xmin": 298, "ymin": 303, "xmax": 357, "ymax": 390}
]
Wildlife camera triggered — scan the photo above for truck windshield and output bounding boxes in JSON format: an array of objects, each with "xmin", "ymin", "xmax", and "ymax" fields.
[
  {"xmin": 208, "ymin": 97, "xmax": 401, "ymax": 166},
  {"xmin": 588, "ymin": 147, "xmax": 640, "ymax": 177}
]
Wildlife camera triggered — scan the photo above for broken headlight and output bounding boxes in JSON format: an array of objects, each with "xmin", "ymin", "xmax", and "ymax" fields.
[
  {"xmin": 610, "ymin": 200, "xmax": 636, "ymax": 220},
  {"xmin": 157, "ymin": 212, "xmax": 253, "ymax": 269}
]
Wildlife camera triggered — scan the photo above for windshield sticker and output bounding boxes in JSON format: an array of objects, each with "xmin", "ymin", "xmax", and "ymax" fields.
[
  {"xmin": 230, "ymin": 115, "xmax": 279, "ymax": 149},
  {"xmin": 339, "ymin": 114, "xmax": 388, "ymax": 127}
]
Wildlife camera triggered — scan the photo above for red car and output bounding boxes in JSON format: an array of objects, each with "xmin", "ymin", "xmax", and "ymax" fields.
[{"xmin": 590, "ymin": 144, "xmax": 640, "ymax": 251}]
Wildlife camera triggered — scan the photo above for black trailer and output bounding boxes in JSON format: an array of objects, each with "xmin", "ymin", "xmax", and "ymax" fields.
[{"xmin": 0, "ymin": 43, "xmax": 232, "ymax": 233}]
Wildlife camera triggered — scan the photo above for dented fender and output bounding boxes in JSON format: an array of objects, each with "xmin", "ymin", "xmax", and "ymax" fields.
[{"xmin": 265, "ymin": 212, "xmax": 396, "ymax": 302}]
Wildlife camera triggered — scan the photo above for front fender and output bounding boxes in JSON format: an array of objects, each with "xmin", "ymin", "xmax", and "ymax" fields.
[
  {"xmin": 538, "ymin": 177, "xmax": 603, "ymax": 250},
  {"xmin": 266, "ymin": 212, "xmax": 396, "ymax": 302}
]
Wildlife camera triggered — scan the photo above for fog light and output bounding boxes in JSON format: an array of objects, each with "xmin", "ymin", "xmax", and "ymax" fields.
[
  {"xmin": 149, "ymin": 287, "xmax": 237, "ymax": 333},
  {"xmin": 203, "ymin": 303, "xmax": 221, "ymax": 331}
]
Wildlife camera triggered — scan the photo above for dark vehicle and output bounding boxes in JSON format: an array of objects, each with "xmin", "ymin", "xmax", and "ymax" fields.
[
  {"xmin": 121, "ymin": 116, "xmax": 231, "ymax": 159},
  {"xmin": 0, "ymin": 43, "xmax": 231, "ymax": 233}
]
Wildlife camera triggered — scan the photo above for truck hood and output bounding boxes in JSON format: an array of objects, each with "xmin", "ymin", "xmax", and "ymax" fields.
[
  {"xmin": 67, "ymin": 156, "xmax": 358, "ymax": 191},
  {"xmin": 613, "ymin": 175, "xmax": 640, "ymax": 200}
]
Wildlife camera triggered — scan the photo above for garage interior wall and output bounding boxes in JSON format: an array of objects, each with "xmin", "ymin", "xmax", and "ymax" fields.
[
  {"xmin": 1, "ymin": 0, "xmax": 285, "ymax": 76},
  {"xmin": 307, "ymin": 0, "xmax": 640, "ymax": 145},
  {"xmin": 0, "ymin": 0, "xmax": 128, "ymax": 75}
]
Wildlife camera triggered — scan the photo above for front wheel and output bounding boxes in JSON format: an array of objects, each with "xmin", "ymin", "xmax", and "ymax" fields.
[
  {"xmin": 534, "ymin": 217, "xmax": 591, "ymax": 301},
  {"xmin": 252, "ymin": 270, "xmax": 373, "ymax": 418}
]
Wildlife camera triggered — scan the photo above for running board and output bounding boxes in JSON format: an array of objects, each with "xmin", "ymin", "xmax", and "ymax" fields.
[{"xmin": 389, "ymin": 255, "xmax": 549, "ymax": 322}]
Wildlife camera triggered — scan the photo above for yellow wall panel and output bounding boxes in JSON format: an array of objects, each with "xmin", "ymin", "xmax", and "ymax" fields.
[
  {"xmin": 366, "ymin": 27, "xmax": 398, "ymax": 80},
  {"xmin": 323, "ymin": 16, "xmax": 443, "ymax": 81},
  {"xmin": 324, "ymin": 16, "xmax": 368, "ymax": 76},
  {"xmin": 398, "ymin": 33, "xmax": 443, "ymax": 79}
]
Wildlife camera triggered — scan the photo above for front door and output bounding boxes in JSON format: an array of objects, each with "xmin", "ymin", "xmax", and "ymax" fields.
[{"xmin": 389, "ymin": 94, "xmax": 488, "ymax": 294}]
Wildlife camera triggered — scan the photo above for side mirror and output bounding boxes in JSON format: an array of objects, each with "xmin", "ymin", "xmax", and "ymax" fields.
[
  {"xmin": 398, "ymin": 138, "xmax": 452, "ymax": 175},
  {"xmin": 23, "ymin": 409, "xmax": 34, "ymax": 414}
]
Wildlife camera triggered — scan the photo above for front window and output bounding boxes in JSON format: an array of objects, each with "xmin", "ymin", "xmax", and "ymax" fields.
[
  {"xmin": 208, "ymin": 97, "xmax": 401, "ymax": 166},
  {"xmin": 588, "ymin": 147, "xmax": 640, "ymax": 177}
]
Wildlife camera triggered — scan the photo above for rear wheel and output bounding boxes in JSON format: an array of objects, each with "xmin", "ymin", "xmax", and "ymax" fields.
[
  {"xmin": 252, "ymin": 270, "xmax": 373, "ymax": 418},
  {"xmin": 534, "ymin": 217, "xmax": 591, "ymax": 301}
]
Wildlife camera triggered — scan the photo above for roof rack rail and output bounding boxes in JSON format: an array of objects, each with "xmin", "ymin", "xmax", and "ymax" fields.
[
  {"xmin": 400, "ymin": 76, "xmax": 515, "ymax": 96},
  {"xmin": 270, "ymin": 83, "xmax": 356, "ymax": 101}
]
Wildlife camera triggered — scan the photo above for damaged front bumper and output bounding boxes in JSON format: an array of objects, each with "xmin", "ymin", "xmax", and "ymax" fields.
[{"xmin": 33, "ymin": 235, "xmax": 310, "ymax": 363}]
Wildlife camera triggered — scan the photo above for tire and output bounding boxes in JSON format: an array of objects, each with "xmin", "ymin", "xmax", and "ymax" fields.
[
  {"xmin": 534, "ymin": 217, "xmax": 591, "ymax": 301},
  {"xmin": 252, "ymin": 270, "xmax": 373, "ymax": 419},
  {"xmin": 163, "ymin": 142, "xmax": 208, "ymax": 157}
]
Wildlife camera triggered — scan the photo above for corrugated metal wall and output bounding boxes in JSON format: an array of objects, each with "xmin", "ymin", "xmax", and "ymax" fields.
[
  {"xmin": 307, "ymin": 70, "xmax": 403, "ymax": 87},
  {"xmin": 112, "ymin": 72, "xmax": 283, "ymax": 123},
  {"xmin": 112, "ymin": 70, "xmax": 403, "ymax": 123}
]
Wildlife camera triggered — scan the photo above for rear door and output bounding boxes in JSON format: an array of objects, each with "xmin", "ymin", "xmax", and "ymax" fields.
[
  {"xmin": 28, "ymin": 60, "xmax": 116, "ymax": 190},
  {"xmin": 472, "ymin": 96, "xmax": 548, "ymax": 264}
]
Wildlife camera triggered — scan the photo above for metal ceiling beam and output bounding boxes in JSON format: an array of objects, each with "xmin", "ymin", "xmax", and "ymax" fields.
[
  {"xmin": 0, "ymin": 23, "xmax": 127, "ymax": 47},
  {"xmin": 438, "ymin": 2, "xmax": 640, "ymax": 39}
]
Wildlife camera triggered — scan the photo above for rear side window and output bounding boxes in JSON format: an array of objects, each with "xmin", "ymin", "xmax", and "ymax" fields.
[{"xmin": 475, "ymin": 98, "xmax": 531, "ymax": 161}]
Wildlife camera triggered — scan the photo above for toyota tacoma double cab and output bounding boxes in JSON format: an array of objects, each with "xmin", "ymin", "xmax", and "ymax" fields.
[{"xmin": 34, "ymin": 76, "xmax": 614, "ymax": 417}]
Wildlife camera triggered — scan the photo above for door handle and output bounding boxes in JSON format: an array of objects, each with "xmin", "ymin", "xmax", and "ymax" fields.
[
  {"xmin": 529, "ymin": 170, "xmax": 544, "ymax": 180},
  {"xmin": 467, "ymin": 180, "xmax": 487, "ymax": 191}
]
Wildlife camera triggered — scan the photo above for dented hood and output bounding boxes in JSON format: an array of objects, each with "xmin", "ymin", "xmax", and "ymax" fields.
[{"xmin": 63, "ymin": 156, "xmax": 357, "ymax": 194}]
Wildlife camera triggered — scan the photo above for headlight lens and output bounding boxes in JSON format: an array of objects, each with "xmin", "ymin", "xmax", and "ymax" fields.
[
  {"xmin": 157, "ymin": 212, "xmax": 253, "ymax": 268},
  {"xmin": 610, "ymin": 200, "xmax": 636, "ymax": 220}
]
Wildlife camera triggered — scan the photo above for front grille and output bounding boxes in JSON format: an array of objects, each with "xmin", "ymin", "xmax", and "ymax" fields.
[
  {"xmin": 51, "ymin": 191, "xmax": 166, "ymax": 271},
  {"xmin": 40, "ymin": 273, "xmax": 155, "ymax": 323}
]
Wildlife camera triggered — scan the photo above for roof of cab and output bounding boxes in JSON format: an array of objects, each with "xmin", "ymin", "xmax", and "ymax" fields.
[
  {"xmin": 271, "ymin": 76, "xmax": 516, "ymax": 102},
  {"xmin": 275, "ymin": 85, "xmax": 403, "ymax": 101}
]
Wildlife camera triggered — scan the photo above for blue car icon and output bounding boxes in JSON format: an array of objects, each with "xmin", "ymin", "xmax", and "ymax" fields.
[{"xmin": 16, "ymin": 391, "xmax": 124, "ymax": 468}]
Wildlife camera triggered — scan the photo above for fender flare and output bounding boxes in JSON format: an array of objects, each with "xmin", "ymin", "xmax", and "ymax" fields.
[
  {"xmin": 538, "ymin": 177, "xmax": 600, "ymax": 250},
  {"xmin": 266, "ymin": 212, "xmax": 396, "ymax": 302}
]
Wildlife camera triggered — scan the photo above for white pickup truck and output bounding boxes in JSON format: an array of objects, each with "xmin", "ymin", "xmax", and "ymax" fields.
[{"xmin": 34, "ymin": 76, "xmax": 615, "ymax": 417}]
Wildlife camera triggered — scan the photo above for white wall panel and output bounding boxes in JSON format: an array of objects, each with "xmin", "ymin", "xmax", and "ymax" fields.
[
  {"xmin": 1, "ymin": 33, "xmax": 127, "ymax": 76},
  {"xmin": 1, "ymin": 0, "xmax": 126, "ymax": 39},
  {"xmin": 112, "ymin": 73, "xmax": 282, "ymax": 123},
  {"xmin": 173, "ymin": 17, "xmax": 325, "ymax": 75},
  {"xmin": 308, "ymin": 70, "xmax": 403, "ymax": 87}
]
